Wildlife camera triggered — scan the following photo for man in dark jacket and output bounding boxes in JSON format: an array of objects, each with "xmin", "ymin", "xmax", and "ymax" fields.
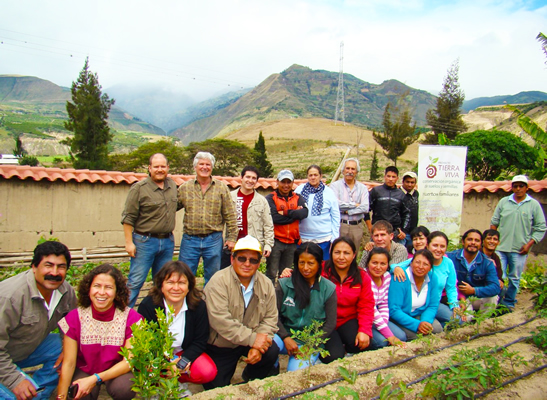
[
  {"xmin": 447, "ymin": 229, "xmax": 500, "ymax": 312},
  {"xmin": 265, "ymin": 170, "xmax": 308, "ymax": 283},
  {"xmin": 400, "ymin": 171, "xmax": 419, "ymax": 248},
  {"xmin": 369, "ymin": 166, "xmax": 410, "ymax": 244}
]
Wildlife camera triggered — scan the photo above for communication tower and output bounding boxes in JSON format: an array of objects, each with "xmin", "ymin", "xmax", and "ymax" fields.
[{"xmin": 335, "ymin": 41, "xmax": 345, "ymax": 126}]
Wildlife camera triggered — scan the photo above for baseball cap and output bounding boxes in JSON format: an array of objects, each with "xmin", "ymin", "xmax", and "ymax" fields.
[
  {"xmin": 277, "ymin": 170, "xmax": 294, "ymax": 182},
  {"xmin": 512, "ymin": 175, "xmax": 528, "ymax": 185},
  {"xmin": 402, "ymin": 171, "xmax": 417, "ymax": 180},
  {"xmin": 232, "ymin": 235, "xmax": 262, "ymax": 254}
]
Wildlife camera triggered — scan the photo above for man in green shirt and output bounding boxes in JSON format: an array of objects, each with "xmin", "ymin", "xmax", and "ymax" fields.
[{"xmin": 490, "ymin": 175, "xmax": 546, "ymax": 310}]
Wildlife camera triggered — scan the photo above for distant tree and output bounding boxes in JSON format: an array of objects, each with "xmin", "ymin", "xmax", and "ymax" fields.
[
  {"xmin": 19, "ymin": 155, "xmax": 39, "ymax": 166},
  {"xmin": 64, "ymin": 57, "xmax": 114, "ymax": 170},
  {"xmin": 370, "ymin": 146, "xmax": 381, "ymax": 181},
  {"xmin": 452, "ymin": 130, "xmax": 538, "ymax": 181},
  {"xmin": 425, "ymin": 60, "xmax": 467, "ymax": 143},
  {"xmin": 253, "ymin": 131, "xmax": 273, "ymax": 178},
  {"xmin": 538, "ymin": 32, "xmax": 547, "ymax": 64},
  {"xmin": 185, "ymin": 139, "xmax": 254, "ymax": 176},
  {"xmin": 373, "ymin": 94, "xmax": 418, "ymax": 166},
  {"xmin": 12, "ymin": 134, "xmax": 27, "ymax": 157},
  {"xmin": 110, "ymin": 140, "xmax": 186, "ymax": 173}
]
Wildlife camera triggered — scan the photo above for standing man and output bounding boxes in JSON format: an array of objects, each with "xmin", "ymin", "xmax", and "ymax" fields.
[
  {"xmin": 369, "ymin": 166, "xmax": 410, "ymax": 244},
  {"xmin": 490, "ymin": 175, "xmax": 546, "ymax": 310},
  {"xmin": 203, "ymin": 236, "xmax": 279, "ymax": 389},
  {"xmin": 122, "ymin": 153, "xmax": 181, "ymax": 307},
  {"xmin": 220, "ymin": 166, "xmax": 274, "ymax": 269},
  {"xmin": 330, "ymin": 158, "xmax": 369, "ymax": 251},
  {"xmin": 0, "ymin": 241, "xmax": 77, "ymax": 400},
  {"xmin": 265, "ymin": 170, "xmax": 308, "ymax": 283},
  {"xmin": 400, "ymin": 171, "xmax": 419, "ymax": 248},
  {"xmin": 447, "ymin": 229, "xmax": 500, "ymax": 311},
  {"xmin": 178, "ymin": 151, "xmax": 238, "ymax": 284}
]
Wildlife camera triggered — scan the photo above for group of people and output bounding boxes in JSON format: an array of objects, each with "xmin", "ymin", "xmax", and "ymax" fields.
[{"xmin": 1, "ymin": 152, "xmax": 545, "ymax": 400}]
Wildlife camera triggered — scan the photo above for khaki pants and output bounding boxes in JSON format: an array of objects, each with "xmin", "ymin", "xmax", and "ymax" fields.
[{"xmin": 339, "ymin": 220, "xmax": 365, "ymax": 251}]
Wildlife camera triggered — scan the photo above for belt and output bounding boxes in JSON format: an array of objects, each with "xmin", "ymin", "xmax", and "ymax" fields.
[
  {"xmin": 341, "ymin": 219, "xmax": 364, "ymax": 226},
  {"xmin": 134, "ymin": 231, "xmax": 172, "ymax": 239},
  {"xmin": 191, "ymin": 233, "xmax": 213, "ymax": 238}
]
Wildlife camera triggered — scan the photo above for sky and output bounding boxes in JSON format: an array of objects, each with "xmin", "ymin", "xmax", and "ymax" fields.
[{"xmin": 1, "ymin": 0, "xmax": 546, "ymax": 103}]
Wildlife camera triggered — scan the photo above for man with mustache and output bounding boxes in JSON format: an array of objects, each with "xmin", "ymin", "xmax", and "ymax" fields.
[
  {"xmin": 0, "ymin": 241, "xmax": 77, "ymax": 400},
  {"xmin": 447, "ymin": 229, "xmax": 500, "ymax": 312},
  {"xmin": 330, "ymin": 158, "xmax": 369, "ymax": 251},
  {"xmin": 122, "ymin": 153, "xmax": 182, "ymax": 307}
]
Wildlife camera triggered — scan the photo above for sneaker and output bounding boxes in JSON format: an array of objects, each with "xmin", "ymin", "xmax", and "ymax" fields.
[{"xmin": 178, "ymin": 382, "xmax": 192, "ymax": 398}]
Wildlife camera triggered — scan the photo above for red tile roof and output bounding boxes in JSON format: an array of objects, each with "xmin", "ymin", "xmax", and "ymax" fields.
[{"xmin": 1, "ymin": 165, "xmax": 546, "ymax": 193}]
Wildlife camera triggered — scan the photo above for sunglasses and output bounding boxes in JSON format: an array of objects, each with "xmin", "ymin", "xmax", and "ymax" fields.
[
  {"xmin": 236, "ymin": 256, "xmax": 260, "ymax": 265},
  {"xmin": 512, "ymin": 184, "xmax": 526, "ymax": 189}
]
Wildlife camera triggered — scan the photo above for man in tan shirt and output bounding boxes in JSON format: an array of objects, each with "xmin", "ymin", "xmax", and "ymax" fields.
[
  {"xmin": 178, "ymin": 151, "xmax": 238, "ymax": 284},
  {"xmin": 121, "ymin": 153, "xmax": 181, "ymax": 307}
]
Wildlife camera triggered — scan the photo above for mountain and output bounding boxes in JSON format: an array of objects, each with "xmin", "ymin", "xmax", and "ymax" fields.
[
  {"xmin": 463, "ymin": 91, "xmax": 547, "ymax": 112},
  {"xmin": 171, "ymin": 64, "xmax": 437, "ymax": 144},
  {"xmin": 0, "ymin": 75, "xmax": 165, "ymax": 135}
]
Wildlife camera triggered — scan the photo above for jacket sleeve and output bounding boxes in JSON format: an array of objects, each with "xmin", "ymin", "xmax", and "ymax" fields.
[
  {"xmin": 0, "ymin": 297, "xmax": 25, "ymax": 390},
  {"xmin": 275, "ymin": 283, "xmax": 290, "ymax": 340},
  {"xmin": 444, "ymin": 258, "xmax": 459, "ymax": 309},
  {"xmin": 255, "ymin": 279, "xmax": 279, "ymax": 340},
  {"xmin": 121, "ymin": 183, "xmax": 140, "ymax": 226},
  {"xmin": 327, "ymin": 189, "xmax": 340, "ymax": 240},
  {"xmin": 420, "ymin": 274, "xmax": 442, "ymax": 324},
  {"xmin": 474, "ymin": 259, "xmax": 501, "ymax": 298},
  {"xmin": 490, "ymin": 200, "xmax": 502, "ymax": 227},
  {"xmin": 181, "ymin": 300, "xmax": 210, "ymax": 362},
  {"xmin": 321, "ymin": 289, "xmax": 338, "ymax": 339},
  {"xmin": 399, "ymin": 195, "xmax": 411, "ymax": 233},
  {"xmin": 388, "ymin": 278, "xmax": 420, "ymax": 332},
  {"xmin": 287, "ymin": 195, "xmax": 309, "ymax": 221},
  {"xmin": 357, "ymin": 272, "xmax": 374, "ymax": 338},
  {"xmin": 531, "ymin": 201, "xmax": 547, "ymax": 244},
  {"xmin": 136, "ymin": 296, "xmax": 160, "ymax": 323},
  {"xmin": 260, "ymin": 196, "xmax": 275, "ymax": 252}
]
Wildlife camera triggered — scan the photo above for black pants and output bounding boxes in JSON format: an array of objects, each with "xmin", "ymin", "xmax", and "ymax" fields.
[
  {"xmin": 321, "ymin": 319, "xmax": 364, "ymax": 363},
  {"xmin": 203, "ymin": 342, "xmax": 280, "ymax": 390}
]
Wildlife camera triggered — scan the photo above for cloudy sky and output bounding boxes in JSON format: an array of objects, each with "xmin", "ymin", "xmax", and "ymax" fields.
[{"xmin": 1, "ymin": 0, "xmax": 546, "ymax": 102}]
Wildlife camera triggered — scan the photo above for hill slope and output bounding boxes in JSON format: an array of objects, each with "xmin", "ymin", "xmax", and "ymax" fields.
[
  {"xmin": 462, "ymin": 91, "xmax": 547, "ymax": 112},
  {"xmin": 172, "ymin": 64, "xmax": 437, "ymax": 144}
]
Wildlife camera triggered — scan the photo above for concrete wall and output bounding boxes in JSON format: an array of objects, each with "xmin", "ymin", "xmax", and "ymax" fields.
[{"xmin": 2, "ymin": 178, "xmax": 547, "ymax": 256}]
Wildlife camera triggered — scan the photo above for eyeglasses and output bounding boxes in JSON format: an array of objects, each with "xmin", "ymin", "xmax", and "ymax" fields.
[
  {"xmin": 236, "ymin": 256, "xmax": 260, "ymax": 265},
  {"xmin": 512, "ymin": 184, "xmax": 526, "ymax": 189}
]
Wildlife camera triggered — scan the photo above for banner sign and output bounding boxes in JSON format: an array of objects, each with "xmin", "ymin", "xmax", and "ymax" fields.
[{"xmin": 417, "ymin": 145, "xmax": 467, "ymax": 246}]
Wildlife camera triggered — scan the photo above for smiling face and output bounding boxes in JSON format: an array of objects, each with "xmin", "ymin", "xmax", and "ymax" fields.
[
  {"xmin": 463, "ymin": 232, "xmax": 482, "ymax": 256},
  {"xmin": 372, "ymin": 229, "xmax": 393, "ymax": 249},
  {"xmin": 298, "ymin": 252, "xmax": 320, "ymax": 286},
  {"xmin": 240, "ymin": 171, "xmax": 258, "ymax": 194},
  {"xmin": 331, "ymin": 241, "xmax": 356, "ymax": 273},
  {"xmin": 412, "ymin": 233, "xmax": 428, "ymax": 251},
  {"xmin": 161, "ymin": 272, "xmax": 189, "ymax": 306},
  {"xmin": 428, "ymin": 236, "xmax": 448, "ymax": 264},
  {"xmin": 194, "ymin": 158, "xmax": 213, "ymax": 180},
  {"xmin": 231, "ymin": 249, "xmax": 261, "ymax": 285},
  {"xmin": 89, "ymin": 273, "xmax": 116, "ymax": 312},
  {"xmin": 148, "ymin": 154, "xmax": 169, "ymax": 183},
  {"xmin": 411, "ymin": 254, "xmax": 432, "ymax": 278},
  {"xmin": 277, "ymin": 178, "xmax": 293, "ymax": 197},
  {"xmin": 366, "ymin": 253, "xmax": 390, "ymax": 280},
  {"xmin": 32, "ymin": 254, "xmax": 68, "ymax": 297},
  {"xmin": 307, "ymin": 168, "xmax": 322, "ymax": 188},
  {"xmin": 483, "ymin": 234, "xmax": 500, "ymax": 252}
]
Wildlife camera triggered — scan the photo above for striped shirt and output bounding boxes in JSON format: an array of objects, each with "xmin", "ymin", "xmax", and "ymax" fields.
[
  {"xmin": 366, "ymin": 270, "xmax": 394, "ymax": 339},
  {"xmin": 178, "ymin": 178, "xmax": 238, "ymax": 242}
]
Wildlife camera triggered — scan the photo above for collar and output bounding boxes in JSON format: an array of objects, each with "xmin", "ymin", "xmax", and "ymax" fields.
[
  {"xmin": 407, "ymin": 266, "xmax": 430, "ymax": 290},
  {"xmin": 163, "ymin": 297, "xmax": 188, "ymax": 316},
  {"xmin": 240, "ymin": 273, "xmax": 256, "ymax": 291},
  {"xmin": 146, "ymin": 176, "xmax": 171, "ymax": 191},
  {"xmin": 27, "ymin": 269, "xmax": 68, "ymax": 300},
  {"xmin": 461, "ymin": 249, "xmax": 479, "ymax": 264},
  {"xmin": 275, "ymin": 189, "xmax": 294, "ymax": 198},
  {"xmin": 382, "ymin": 183, "xmax": 397, "ymax": 190},
  {"xmin": 509, "ymin": 193, "xmax": 531, "ymax": 204},
  {"xmin": 401, "ymin": 187, "xmax": 416, "ymax": 195},
  {"xmin": 193, "ymin": 177, "xmax": 214, "ymax": 185}
]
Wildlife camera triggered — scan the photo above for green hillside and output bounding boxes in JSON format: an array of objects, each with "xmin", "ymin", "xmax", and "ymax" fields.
[{"xmin": 172, "ymin": 64, "xmax": 437, "ymax": 144}]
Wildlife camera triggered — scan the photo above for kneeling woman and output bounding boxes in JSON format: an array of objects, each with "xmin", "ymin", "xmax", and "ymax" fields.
[
  {"xmin": 388, "ymin": 249, "xmax": 443, "ymax": 341},
  {"xmin": 274, "ymin": 243, "xmax": 337, "ymax": 371},
  {"xmin": 57, "ymin": 264, "xmax": 142, "ymax": 400},
  {"xmin": 138, "ymin": 261, "xmax": 217, "ymax": 387}
]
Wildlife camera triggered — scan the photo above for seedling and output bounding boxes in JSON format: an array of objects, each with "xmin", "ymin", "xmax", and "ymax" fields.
[
  {"xmin": 376, "ymin": 372, "xmax": 412, "ymax": 400},
  {"xmin": 263, "ymin": 379, "xmax": 284, "ymax": 398},
  {"xmin": 338, "ymin": 366, "xmax": 358, "ymax": 385},
  {"xmin": 413, "ymin": 333, "xmax": 441, "ymax": 354},
  {"xmin": 531, "ymin": 326, "xmax": 547, "ymax": 351},
  {"xmin": 290, "ymin": 320, "xmax": 330, "ymax": 382},
  {"xmin": 500, "ymin": 348, "xmax": 528, "ymax": 374}
]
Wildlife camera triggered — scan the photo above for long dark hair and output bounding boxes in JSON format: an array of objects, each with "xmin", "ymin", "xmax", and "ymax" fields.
[
  {"xmin": 324, "ymin": 236, "xmax": 361, "ymax": 285},
  {"xmin": 292, "ymin": 242, "xmax": 323, "ymax": 309},
  {"xmin": 411, "ymin": 249, "xmax": 435, "ymax": 269},
  {"xmin": 78, "ymin": 264, "xmax": 129, "ymax": 311},
  {"xmin": 363, "ymin": 247, "xmax": 391, "ymax": 273},
  {"xmin": 149, "ymin": 261, "xmax": 202, "ymax": 310}
]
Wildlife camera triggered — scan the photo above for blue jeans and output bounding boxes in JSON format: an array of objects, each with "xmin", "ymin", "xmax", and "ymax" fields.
[
  {"xmin": 127, "ymin": 232, "xmax": 175, "ymax": 307},
  {"xmin": 436, "ymin": 303, "xmax": 461, "ymax": 327},
  {"xmin": 0, "ymin": 334, "xmax": 62, "ymax": 399},
  {"xmin": 369, "ymin": 322, "xmax": 407, "ymax": 350},
  {"xmin": 273, "ymin": 334, "xmax": 319, "ymax": 371},
  {"xmin": 497, "ymin": 251, "xmax": 527, "ymax": 308},
  {"xmin": 179, "ymin": 232, "xmax": 223, "ymax": 284}
]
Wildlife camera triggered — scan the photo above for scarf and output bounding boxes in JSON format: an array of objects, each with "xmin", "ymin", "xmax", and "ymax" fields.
[{"xmin": 300, "ymin": 181, "xmax": 325, "ymax": 216}]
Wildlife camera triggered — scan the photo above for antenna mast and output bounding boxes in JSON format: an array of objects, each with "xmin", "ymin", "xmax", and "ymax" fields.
[{"xmin": 335, "ymin": 41, "xmax": 345, "ymax": 126}]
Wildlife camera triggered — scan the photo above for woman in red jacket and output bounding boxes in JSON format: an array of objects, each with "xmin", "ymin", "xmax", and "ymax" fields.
[{"xmin": 321, "ymin": 237, "xmax": 375, "ymax": 359}]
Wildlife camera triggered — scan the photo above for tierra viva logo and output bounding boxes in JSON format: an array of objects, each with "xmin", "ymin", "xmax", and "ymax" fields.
[{"xmin": 426, "ymin": 156, "xmax": 438, "ymax": 179}]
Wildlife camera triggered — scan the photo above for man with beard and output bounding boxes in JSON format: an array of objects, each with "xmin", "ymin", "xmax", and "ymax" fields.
[
  {"xmin": 122, "ymin": 153, "xmax": 182, "ymax": 307},
  {"xmin": 330, "ymin": 158, "xmax": 369, "ymax": 251},
  {"xmin": 0, "ymin": 241, "xmax": 77, "ymax": 400},
  {"xmin": 447, "ymin": 229, "xmax": 500, "ymax": 311}
]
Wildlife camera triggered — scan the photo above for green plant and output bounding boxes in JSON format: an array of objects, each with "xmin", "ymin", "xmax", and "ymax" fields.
[
  {"xmin": 500, "ymin": 347, "xmax": 528, "ymax": 374},
  {"xmin": 531, "ymin": 326, "xmax": 547, "ymax": 351},
  {"xmin": 37, "ymin": 235, "xmax": 59, "ymax": 245},
  {"xmin": 376, "ymin": 372, "xmax": 412, "ymax": 400},
  {"xmin": 413, "ymin": 333, "xmax": 441, "ymax": 354},
  {"xmin": 520, "ymin": 262, "xmax": 546, "ymax": 290},
  {"xmin": 263, "ymin": 379, "xmax": 284, "ymax": 398},
  {"xmin": 290, "ymin": 320, "xmax": 330, "ymax": 382},
  {"xmin": 120, "ymin": 307, "xmax": 182, "ymax": 399},
  {"xmin": 338, "ymin": 366, "xmax": 357, "ymax": 385}
]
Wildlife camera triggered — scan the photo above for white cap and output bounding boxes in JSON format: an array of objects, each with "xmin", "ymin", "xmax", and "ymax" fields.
[
  {"xmin": 232, "ymin": 235, "xmax": 262, "ymax": 254},
  {"xmin": 512, "ymin": 175, "xmax": 528, "ymax": 185},
  {"xmin": 402, "ymin": 171, "xmax": 417, "ymax": 180},
  {"xmin": 277, "ymin": 170, "xmax": 294, "ymax": 182}
]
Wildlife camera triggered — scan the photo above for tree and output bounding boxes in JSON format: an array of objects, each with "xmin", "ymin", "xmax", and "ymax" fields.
[
  {"xmin": 253, "ymin": 131, "xmax": 273, "ymax": 177},
  {"xmin": 372, "ymin": 94, "xmax": 418, "ymax": 166},
  {"xmin": 425, "ymin": 60, "xmax": 467, "ymax": 143},
  {"xmin": 451, "ymin": 130, "xmax": 538, "ymax": 181},
  {"xmin": 370, "ymin": 146, "xmax": 381, "ymax": 181},
  {"xmin": 64, "ymin": 57, "xmax": 114, "ymax": 170},
  {"xmin": 109, "ymin": 140, "xmax": 186, "ymax": 173},
  {"xmin": 184, "ymin": 139, "xmax": 255, "ymax": 176},
  {"xmin": 538, "ymin": 32, "xmax": 547, "ymax": 64},
  {"xmin": 12, "ymin": 134, "xmax": 27, "ymax": 158}
]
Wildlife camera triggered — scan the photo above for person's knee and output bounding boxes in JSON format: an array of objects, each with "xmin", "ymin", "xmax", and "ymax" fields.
[
  {"xmin": 432, "ymin": 319, "xmax": 443, "ymax": 334},
  {"xmin": 186, "ymin": 354, "xmax": 218, "ymax": 384},
  {"xmin": 107, "ymin": 373, "xmax": 135, "ymax": 400}
]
